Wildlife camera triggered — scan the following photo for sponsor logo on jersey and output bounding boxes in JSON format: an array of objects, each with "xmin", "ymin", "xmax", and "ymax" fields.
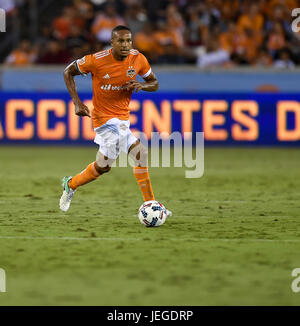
[
  {"xmin": 103, "ymin": 73, "xmax": 110, "ymax": 79},
  {"xmin": 101, "ymin": 84, "xmax": 123, "ymax": 91}
]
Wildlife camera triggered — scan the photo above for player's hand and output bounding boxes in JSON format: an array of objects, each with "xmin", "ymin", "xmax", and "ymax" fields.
[
  {"xmin": 74, "ymin": 102, "xmax": 91, "ymax": 117},
  {"xmin": 123, "ymin": 80, "xmax": 144, "ymax": 93}
]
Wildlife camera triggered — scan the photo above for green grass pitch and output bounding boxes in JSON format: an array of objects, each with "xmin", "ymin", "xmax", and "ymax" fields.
[{"xmin": 0, "ymin": 146, "xmax": 299, "ymax": 305}]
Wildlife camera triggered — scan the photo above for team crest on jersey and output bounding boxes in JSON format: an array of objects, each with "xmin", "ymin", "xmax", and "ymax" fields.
[{"xmin": 127, "ymin": 66, "xmax": 136, "ymax": 78}]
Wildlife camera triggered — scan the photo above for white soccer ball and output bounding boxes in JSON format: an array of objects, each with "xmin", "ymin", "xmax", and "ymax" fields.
[{"xmin": 138, "ymin": 200, "xmax": 167, "ymax": 227}]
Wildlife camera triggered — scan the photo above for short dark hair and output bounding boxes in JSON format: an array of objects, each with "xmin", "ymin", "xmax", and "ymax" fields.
[{"xmin": 111, "ymin": 25, "xmax": 131, "ymax": 37}]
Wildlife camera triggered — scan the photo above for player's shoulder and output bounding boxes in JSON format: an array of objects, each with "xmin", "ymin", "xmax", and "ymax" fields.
[
  {"xmin": 129, "ymin": 48, "xmax": 140, "ymax": 56},
  {"xmin": 92, "ymin": 49, "xmax": 111, "ymax": 61},
  {"xmin": 129, "ymin": 49, "xmax": 149, "ymax": 62},
  {"xmin": 129, "ymin": 49, "xmax": 147, "ymax": 58},
  {"xmin": 77, "ymin": 50, "xmax": 111, "ymax": 64}
]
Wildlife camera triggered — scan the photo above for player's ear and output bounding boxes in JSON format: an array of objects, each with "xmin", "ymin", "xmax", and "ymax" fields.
[{"xmin": 110, "ymin": 32, "xmax": 115, "ymax": 47}]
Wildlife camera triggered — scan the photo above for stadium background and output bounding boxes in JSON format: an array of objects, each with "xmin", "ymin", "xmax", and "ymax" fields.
[
  {"xmin": 0, "ymin": 0, "xmax": 300, "ymax": 306},
  {"xmin": 0, "ymin": 0, "xmax": 300, "ymax": 145}
]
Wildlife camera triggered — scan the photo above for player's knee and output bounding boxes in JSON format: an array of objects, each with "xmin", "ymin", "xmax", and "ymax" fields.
[
  {"xmin": 132, "ymin": 144, "xmax": 148, "ymax": 166},
  {"xmin": 95, "ymin": 162, "xmax": 111, "ymax": 174},
  {"xmin": 139, "ymin": 145, "xmax": 148, "ymax": 162}
]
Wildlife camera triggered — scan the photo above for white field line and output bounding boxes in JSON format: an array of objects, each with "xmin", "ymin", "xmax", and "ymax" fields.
[{"xmin": 0, "ymin": 235, "xmax": 299, "ymax": 243}]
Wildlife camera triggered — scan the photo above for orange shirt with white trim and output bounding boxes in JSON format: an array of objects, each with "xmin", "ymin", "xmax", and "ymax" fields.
[{"xmin": 76, "ymin": 48, "xmax": 151, "ymax": 128}]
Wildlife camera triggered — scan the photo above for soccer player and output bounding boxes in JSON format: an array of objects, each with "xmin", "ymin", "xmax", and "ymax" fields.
[{"xmin": 60, "ymin": 25, "xmax": 172, "ymax": 218}]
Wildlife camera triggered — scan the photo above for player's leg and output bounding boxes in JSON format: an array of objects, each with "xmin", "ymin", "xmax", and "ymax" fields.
[
  {"xmin": 128, "ymin": 141, "xmax": 172, "ymax": 217},
  {"xmin": 129, "ymin": 140, "xmax": 155, "ymax": 201},
  {"xmin": 68, "ymin": 153, "xmax": 113, "ymax": 190},
  {"xmin": 59, "ymin": 152, "xmax": 114, "ymax": 212},
  {"xmin": 60, "ymin": 119, "xmax": 120, "ymax": 212}
]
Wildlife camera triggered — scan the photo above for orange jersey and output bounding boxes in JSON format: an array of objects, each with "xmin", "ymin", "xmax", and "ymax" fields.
[{"xmin": 76, "ymin": 48, "xmax": 151, "ymax": 128}]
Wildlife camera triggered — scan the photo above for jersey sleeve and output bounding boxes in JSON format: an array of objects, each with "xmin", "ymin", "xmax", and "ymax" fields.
[
  {"xmin": 76, "ymin": 54, "xmax": 94, "ymax": 75},
  {"xmin": 138, "ymin": 53, "xmax": 152, "ymax": 78}
]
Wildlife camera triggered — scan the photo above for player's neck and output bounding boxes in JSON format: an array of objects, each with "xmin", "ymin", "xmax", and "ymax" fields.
[{"xmin": 111, "ymin": 49, "xmax": 127, "ymax": 61}]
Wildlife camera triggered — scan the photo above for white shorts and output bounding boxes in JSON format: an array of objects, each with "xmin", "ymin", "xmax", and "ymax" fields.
[{"xmin": 94, "ymin": 118, "xmax": 137, "ymax": 160}]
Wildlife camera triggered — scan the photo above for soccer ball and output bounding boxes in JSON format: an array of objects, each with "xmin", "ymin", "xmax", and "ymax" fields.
[{"xmin": 138, "ymin": 200, "xmax": 167, "ymax": 227}]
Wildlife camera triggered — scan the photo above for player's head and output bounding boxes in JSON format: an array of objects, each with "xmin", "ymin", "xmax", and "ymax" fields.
[{"xmin": 111, "ymin": 25, "xmax": 132, "ymax": 59}]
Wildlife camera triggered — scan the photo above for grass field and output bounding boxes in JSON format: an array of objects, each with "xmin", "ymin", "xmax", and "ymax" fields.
[{"xmin": 0, "ymin": 146, "xmax": 299, "ymax": 306}]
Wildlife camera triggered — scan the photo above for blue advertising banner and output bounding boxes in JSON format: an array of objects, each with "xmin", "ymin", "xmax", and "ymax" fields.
[{"xmin": 0, "ymin": 91, "xmax": 300, "ymax": 145}]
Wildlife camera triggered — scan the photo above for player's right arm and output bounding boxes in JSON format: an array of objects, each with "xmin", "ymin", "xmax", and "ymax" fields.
[{"xmin": 63, "ymin": 61, "xmax": 91, "ymax": 117}]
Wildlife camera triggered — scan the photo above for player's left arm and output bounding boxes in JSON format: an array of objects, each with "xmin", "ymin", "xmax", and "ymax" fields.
[{"xmin": 124, "ymin": 71, "xmax": 159, "ymax": 93}]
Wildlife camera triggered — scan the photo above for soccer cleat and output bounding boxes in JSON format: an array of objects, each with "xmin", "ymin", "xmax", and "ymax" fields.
[
  {"xmin": 166, "ymin": 209, "xmax": 172, "ymax": 218},
  {"xmin": 59, "ymin": 176, "xmax": 76, "ymax": 212}
]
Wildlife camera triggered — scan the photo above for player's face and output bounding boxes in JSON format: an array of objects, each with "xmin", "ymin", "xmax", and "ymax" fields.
[{"xmin": 111, "ymin": 30, "xmax": 132, "ymax": 59}]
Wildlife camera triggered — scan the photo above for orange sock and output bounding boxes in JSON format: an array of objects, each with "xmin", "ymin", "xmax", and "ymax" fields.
[
  {"xmin": 133, "ymin": 166, "xmax": 155, "ymax": 202},
  {"xmin": 68, "ymin": 162, "xmax": 100, "ymax": 190}
]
